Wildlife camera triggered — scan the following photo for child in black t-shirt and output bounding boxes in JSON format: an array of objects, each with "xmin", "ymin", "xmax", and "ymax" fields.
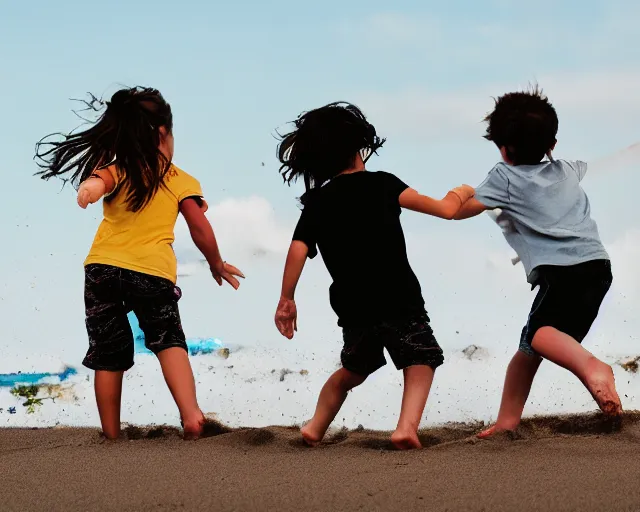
[{"xmin": 274, "ymin": 102, "xmax": 475, "ymax": 449}]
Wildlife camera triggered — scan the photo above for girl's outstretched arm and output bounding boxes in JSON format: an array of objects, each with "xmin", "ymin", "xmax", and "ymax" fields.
[
  {"xmin": 275, "ymin": 241, "xmax": 308, "ymax": 339},
  {"xmin": 77, "ymin": 167, "xmax": 116, "ymax": 208},
  {"xmin": 180, "ymin": 198, "xmax": 244, "ymax": 289},
  {"xmin": 399, "ymin": 185, "xmax": 475, "ymax": 219}
]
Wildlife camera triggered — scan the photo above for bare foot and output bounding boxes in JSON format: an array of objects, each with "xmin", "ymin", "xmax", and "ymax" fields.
[
  {"xmin": 182, "ymin": 413, "xmax": 205, "ymax": 441},
  {"xmin": 391, "ymin": 428, "xmax": 422, "ymax": 450},
  {"xmin": 300, "ymin": 423, "xmax": 323, "ymax": 447},
  {"xmin": 477, "ymin": 424, "xmax": 516, "ymax": 439},
  {"xmin": 584, "ymin": 360, "xmax": 623, "ymax": 417}
]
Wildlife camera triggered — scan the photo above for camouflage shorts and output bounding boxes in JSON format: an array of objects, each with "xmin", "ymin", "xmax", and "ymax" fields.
[
  {"xmin": 83, "ymin": 264, "xmax": 187, "ymax": 372},
  {"xmin": 341, "ymin": 310, "xmax": 444, "ymax": 376}
]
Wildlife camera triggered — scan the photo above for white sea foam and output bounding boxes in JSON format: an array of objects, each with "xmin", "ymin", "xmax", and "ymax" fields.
[{"xmin": 2, "ymin": 336, "xmax": 638, "ymax": 430}]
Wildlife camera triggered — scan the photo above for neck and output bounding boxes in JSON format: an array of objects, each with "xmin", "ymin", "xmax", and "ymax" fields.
[{"xmin": 338, "ymin": 154, "xmax": 366, "ymax": 176}]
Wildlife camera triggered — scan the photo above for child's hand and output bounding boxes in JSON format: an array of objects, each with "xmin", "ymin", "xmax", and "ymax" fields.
[
  {"xmin": 275, "ymin": 297, "xmax": 297, "ymax": 339},
  {"xmin": 451, "ymin": 184, "xmax": 475, "ymax": 203},
  {"xmin": 77, "ymin": 178, "xmax": 106, "ymax": 209},
  {"xmin": 211, "ymin": 261, "xmax": 245, "ymax": 289}
]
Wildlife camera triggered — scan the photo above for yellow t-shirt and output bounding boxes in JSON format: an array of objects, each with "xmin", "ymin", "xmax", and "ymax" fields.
[{"xmin": 84, "ymin": 164, "xmax": 203, "ymax": 284}]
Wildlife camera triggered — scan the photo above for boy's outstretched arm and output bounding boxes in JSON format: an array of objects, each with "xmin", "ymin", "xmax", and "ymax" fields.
[
  {"xmin": 77, "ymin": 167, "xmax": 117, "ymax": 208},
  {"xmin": 180, "ymin": 199, "xmax": 244, "ymax": 289},
  {"xmin": 399, "ymin": 185, "xmax": 475, "ymax": 219},
  {"xmin": 275, "ymin": 241, "xmax": 308, "ymax": 339},
  {"xmin": 452, "ymin": 198, "xmax": 488, "ymax": 220}
]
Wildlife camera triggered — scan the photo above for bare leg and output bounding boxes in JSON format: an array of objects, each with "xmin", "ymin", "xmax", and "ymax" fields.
[
  {"xmin": 301, "ymin": 368, "xmax": 367, "ymax": 446},
  {"xmin": 157, "ymin": 347, "xmax": 204, "ymax": 440},
  {"xmin": 531, "ymin": 327, "xmax": 622, "ymax": 416},
  {"xmin": 391, "ymin": 365, "xmax": 435, "ymax": 450},
  {"xmin": 95, "ymin": 370, "xmax": 124, "ymax": 440},
  {"xmin": 478, "ymin": 352, "xmax": 542, "ymax": 438}
]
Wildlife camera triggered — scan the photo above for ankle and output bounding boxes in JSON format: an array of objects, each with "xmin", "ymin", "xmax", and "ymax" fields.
[
  {"xmin": 102, "ymin": 428, "xmax": 121, "ymax": 440},
  {"xmin": 495, "ymin": 417, "xmax": 521, "ymax": 430},
  {"xmin": 396, "ymin": 420, "xmax": 420, "ymax": 433},
  {"xmin": 181, "ymin": 410, "xmax": 205, "ymax": 425}
]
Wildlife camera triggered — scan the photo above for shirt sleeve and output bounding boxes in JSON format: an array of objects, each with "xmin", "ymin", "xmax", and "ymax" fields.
[
  {"xmin": 171, "ymin": 167, "xmax": 205, "ymax": 203},
  {"xmin": 378, "ymin": 171, "xmax": 410, "ymax": 202},
  {"xmin": 567, "ymin": 160, "xmax": 588, "ymax": 182},
  {"xmin": 474, "ymin": 165, "xmax": 510, "ymax": 209},
  {"xmin": 292, "ymin": 206, "xmax": 318, "ymax": 259}
]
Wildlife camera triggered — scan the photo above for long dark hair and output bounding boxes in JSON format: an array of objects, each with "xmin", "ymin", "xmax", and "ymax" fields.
[
  {"xmin": 277, "ymin": 102, "xmax": 385, "ymax": 205},
  {"xmin": 35, "ymin": 86, "xmax": 174, "ymax": 212}
]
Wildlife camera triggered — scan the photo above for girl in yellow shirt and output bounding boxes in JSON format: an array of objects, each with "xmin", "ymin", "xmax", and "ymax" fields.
[{"xmin": 35, "ymin": 86, "xmax": 243, "ymax": 440}]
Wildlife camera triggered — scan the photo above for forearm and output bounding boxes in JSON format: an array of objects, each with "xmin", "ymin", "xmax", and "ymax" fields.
[
  {"xmin": 281, "ymin": 241, "xmax": 308, "ymax": 300},
  {"xmin": 189, "ymin": 224, "xmax": 223, "ymax": 268},
  {"xmin": 399, "ymin": 188, "xmax": 465, "ymax": 220}
]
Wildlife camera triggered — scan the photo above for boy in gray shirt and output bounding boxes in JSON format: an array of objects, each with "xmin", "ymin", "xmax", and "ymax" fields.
[{"xmin": 454, "ymin": 88, "xmax": 622, "ymax": 437}]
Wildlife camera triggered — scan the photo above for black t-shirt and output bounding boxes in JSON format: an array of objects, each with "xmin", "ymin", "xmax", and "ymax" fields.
[{"xmin": 293, "ymin": 171, "xmax": 425, "ymax": 327}]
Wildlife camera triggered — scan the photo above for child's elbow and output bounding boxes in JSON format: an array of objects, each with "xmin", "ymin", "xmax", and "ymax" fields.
[{"xmin": 441, "ymin": 207, "xmax": 457, "ymax": 220}]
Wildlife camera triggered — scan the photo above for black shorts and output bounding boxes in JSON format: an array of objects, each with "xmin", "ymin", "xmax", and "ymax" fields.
[
  {"xmin": 83, "ymin": 264, "xmax": 187, "ymax": 372},
  {"xmin": 341, "ymin": 310, "xmax": 444, "ymax": 376},
  {"xmin": 519, "ymin": 259, "xmax": 613, "ymax": 356}
]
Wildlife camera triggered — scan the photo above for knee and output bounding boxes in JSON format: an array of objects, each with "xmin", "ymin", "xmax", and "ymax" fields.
[
  {"xmin": 336, "ymin": 368, "xmax": 367, "ymax": 391},
  {"xmin": 510, "ymin": 350, "xmax": 542, "ymax": 369}
]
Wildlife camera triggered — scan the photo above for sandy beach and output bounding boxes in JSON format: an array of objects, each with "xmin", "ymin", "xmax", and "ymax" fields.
[{"xmin": 1, "ymin": 411, "xmax": 639, "ymax": 511}]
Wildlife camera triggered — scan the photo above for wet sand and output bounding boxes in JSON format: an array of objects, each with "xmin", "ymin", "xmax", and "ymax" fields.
[{"xmin": 1, "ymin": 412, "xmax": 640, "ymax": 512}]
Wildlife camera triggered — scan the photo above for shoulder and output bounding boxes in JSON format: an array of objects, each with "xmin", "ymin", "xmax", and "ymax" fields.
[
  {"xmin": 164, "ymin": 164, "xmax": 205, "ymax": 203},
  {"xmin": 371, "ymin": 170, "xmax": 402, "ymax": 180},
  {"xmin": 370, "ymin": 170, "xmax": 410, "ymax": 188},
  {"xmin": 166, "ymin": 164, "xmax": 202, "ymax": 189},
  {"xmin": 479, "ymin": 162, "xmax": 511, "ymax": 185},
  {"xmin": 167, "ymin": 164, "xmax": 199, "ymax": 183},
  {"xmin": 556, "ymin": 158, "xmax": 587, "ymax": 174},
  {"xmin": 490, "ymin": 161, "xmax": 512, "ymax": 177}
]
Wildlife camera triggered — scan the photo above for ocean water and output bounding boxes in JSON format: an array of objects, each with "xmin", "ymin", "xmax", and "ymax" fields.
[{"xmin": 1, "ymin": 330, "xmax": 638, "ymax": 430}]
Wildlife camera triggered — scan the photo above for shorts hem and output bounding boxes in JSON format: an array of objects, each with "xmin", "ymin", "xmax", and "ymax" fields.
[
  {"xmin": 82, "ymin": 360, "xmax": 135, "ymax": 372},
  {"xmin": 517, "ymin": 343, "xmax": 537, "ymax": 357},
  {"xmin": 394, "ymin": 358, "xmax": 444, "ymax": 371},
  {"xmin": 146, "ymin": 343, "xmax": 189, "ymax": 356},
  {"xmin": 341, "ymin": 361, "xmax": 386, "ymax": 377}
]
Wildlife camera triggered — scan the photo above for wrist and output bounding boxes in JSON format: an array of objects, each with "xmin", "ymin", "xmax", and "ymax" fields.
[
  {"xmin": 280, "ymin": 293, "xmax": 295, "ymax": 302},
  {"xmin": 208, "ymin": 257, "xmax": 224, "ymax": 269}
]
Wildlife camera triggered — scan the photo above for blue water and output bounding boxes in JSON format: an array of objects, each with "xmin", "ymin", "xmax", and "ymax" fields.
[
  {"xmin": 0, "ymin": 366, "xmax": 78, "ymax": 388},
  {"xmin": 129, "ymin": 312, "xmax": 224, "ymax": 356},
  {"xmin": 0, "ymin": 316, "xmax": 223, "ymax": 388}
]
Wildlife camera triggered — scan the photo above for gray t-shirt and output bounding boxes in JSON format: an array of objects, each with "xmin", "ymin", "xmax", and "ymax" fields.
[{"xmin": 475, "ymin": 159, "xmax": 609, "ymax": 284}]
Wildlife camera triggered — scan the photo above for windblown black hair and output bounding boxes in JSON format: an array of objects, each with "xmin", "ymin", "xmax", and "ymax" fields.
[
  {"xmin": 277, "ymin": 102, "xmax": 385, "ymax": 205},
  {"xmin": 483, "ymin": 85, "xmax": 558, "ymax": 165},
  {"xmin": 35, "ymin": 86, "xmax": 173, "ymax": 212}
]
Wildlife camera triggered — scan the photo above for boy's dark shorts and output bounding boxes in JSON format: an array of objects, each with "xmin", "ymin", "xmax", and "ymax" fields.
[
  {"xmin": 83, "ymin": 264, "xmax": 187, "ymax": 372},
  {"xmin": 341, "ymin": 310, "xmax": 444, "ymax": 376},
  {"xmin": 519, "ymin": 259, "xmax": 612, "ymax": 357}
]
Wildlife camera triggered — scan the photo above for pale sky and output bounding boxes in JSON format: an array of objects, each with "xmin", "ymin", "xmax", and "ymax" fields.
[{"xmin": 1, "ymin": 0, "xmax": 638, "ymax": 370}]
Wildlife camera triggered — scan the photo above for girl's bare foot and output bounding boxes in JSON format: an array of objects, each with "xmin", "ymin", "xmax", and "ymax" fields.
[
  {"xmin": 477, "ymin": 424, "xmax": 517, "ymax": 439},
  {"xmin": 182, "ymin": 412, "xmax": 205, "ymax": 440},
  {"xmin": 391, "ymin": 428, "xmax": 422, "ymax": 450},
  {"xmin": 584, "ymin": 360, "xmax": 623, "ymax": 417},
  {"xmin": 300, "ymin": 422, "xmax": 323, "ymax": 447}
]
